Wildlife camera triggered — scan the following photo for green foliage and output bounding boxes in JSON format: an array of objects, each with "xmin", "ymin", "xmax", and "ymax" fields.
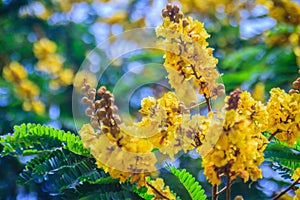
[
  {"xmin": 264, "ymin": 140, "xmax": 300, "ymax": 180},
  {"xmin": 0, "ymin": 124, "xmax": 144, "ymax": 199},
  {"xmin": 132, "ymin": 185, "xmax": 155, "ymax": 200},
  {"xmin": 167, "ymin": 166, "xmax": 207, "ymax": 200},
  {"xmin": 0, "ymin": 123, "xmax": 91, "ymax": 157}
]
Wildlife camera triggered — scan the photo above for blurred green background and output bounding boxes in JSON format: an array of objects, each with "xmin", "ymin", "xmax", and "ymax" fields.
[{"xmin": 1, "ymin": 0, "xmax": 300, "ymax": 199}]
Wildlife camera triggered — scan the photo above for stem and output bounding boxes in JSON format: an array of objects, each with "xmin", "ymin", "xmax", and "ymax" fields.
[
  {"xmin": 190, "ymin": 64, "xmax": 201, "ymax": 79},
  {"xmin": 226, "ymin": 175, "xmax": 231, "ymax": 200},
  {"xmin": 273, "ymin": 178, "xmax": 300, "ymax": 200},
  {"xmin": 212, "ymin": 184, "xmax": 218, "ymax": 200},
  {"xmin": 216, "ymin": 186, "xmax": 226, "ymax": 196},
  {"xmin": 268, "ymin": 130, "xmax": 280, "ymax": 141},
  {"xmin": 205, "ymin": 96, "xmax": 212, "ymax": 112},
  {"xmin": 146, "ymin": 182, "xmax": 171, "ymax": 200},
  {"xmin": 186, "ymin": 101, "xmax": 206, "ymax": 110},
  {"xmin": 216, "ymin": 180, "xmax": 234, "ymax": 196}
]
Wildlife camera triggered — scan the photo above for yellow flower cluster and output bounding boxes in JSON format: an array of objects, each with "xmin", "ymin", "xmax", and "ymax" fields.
[
  {"xmin": 79, "ymin": 83, "xmax": 158, "ymax": 187},
  {"xmin": 122, "ymin": 92, "xmax": 193, "ymax": 160},
  {"xmin": 202, "ymin": 90, "xmax": 268, "ymax": 185},
  {"xmin": 3, "ymin": 62, "xmax": 45, "ymax": 115},
  {"xmin": 179, "ymin": 0, "xmax": 251, "ymax": 22},
  {"xmin": 79, "ymin": 81, "xmax": 210, "ymax": 189},
  {"xmin": 146, "ymin": 178, "xmax": 176, "ymax": 200},
  {"xmin": 266, "ymin": 88, "xmax": 300, "ymax": 146},
  {"xmin": 33, "ymin": 38, "xmax": 74, "ymax": 90},
  {"xmin": 156, "ymin": 4, "xmax": 223, "ymax": 105},
  {"xmin": 79, "ymin": 123, "xmax": 157, "ymax": 187},
  {"xmin": 258, "ymin": 0, "xmax": 300, "ymax": 25},
  {"xmin": 259, "ymin": 0, "xmax": 300, "ymax": 67}
]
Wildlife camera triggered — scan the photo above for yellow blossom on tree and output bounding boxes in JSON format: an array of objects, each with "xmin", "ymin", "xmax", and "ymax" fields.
[
  {"xmin": 33, "ymin": 38, "xmax": 57, "ymax": 59},
  {"xmin": 266, "ymin": 88, "xmax": 300, "ymax": 146},
  {"xmin": 3, "ymin": 62, "xmax": 27, "ymax": 83},
  {"xmin": 146, "ymin": 178, "xmax": 176, "ymax": 200}
]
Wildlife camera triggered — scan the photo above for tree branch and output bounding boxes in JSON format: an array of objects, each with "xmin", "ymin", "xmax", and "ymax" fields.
[
  {"xmin": 146, "ymin": 182, "xmax": 171, "ymax": 200},
  {"xmin": 273, "ymin": 178, "xmax": 300, "ymax": 200}
]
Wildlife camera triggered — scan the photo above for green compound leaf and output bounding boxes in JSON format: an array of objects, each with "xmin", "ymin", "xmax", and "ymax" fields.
[
  {"xmin": 167, "ymin": 166, "xmax": 207, "ymax": 200},
  {"xmin": 0, "ymin": 123, "xmax": 91, "ymax": 157}
]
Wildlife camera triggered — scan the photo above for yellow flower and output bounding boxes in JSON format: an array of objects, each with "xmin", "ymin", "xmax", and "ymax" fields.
[
  {"xmin": 140, "ymin": 97, "xmax": 156, "ymax": 115},
  {"xmin": 156, "ymin": 5, "xmax": 221, "ymax": 103},
  {"xmin": 292, "ymin": 168, "xmax": 300, "ymax": 181},
  {"xmin": 266, "ymin": 88, "xmax": 300, "ymax": 146},
  {"xmin": 36, "ymin": 53, "xmax": 63, "ymax": 74},
  {"xmin": 58, "ymin": 68, "xmax": 74, "ymax": 85},
  {"xmin": 31, "ymin": 100, "xmax": 45, "ymax": 115},
  {"xmin": 202, "ymin": 103, "xmax": 267, "ymax": 185},
  {"xmin": 33, "ymin": 38, "xmax": 57, "ymax": 59},
  {"xmin": 22, "ymin": 100, "xmax": 45, "ymax": 115},
  {"xmin": 15, "ymin": 79, "xmax": 40, "ymax": 99},
  {"xmin": 146, "ymin": 178, "xmax": 176, "ymax": 200},
  {"xmin": 3, "ymin": 62, "xmax": 27, "ymax": 83}
]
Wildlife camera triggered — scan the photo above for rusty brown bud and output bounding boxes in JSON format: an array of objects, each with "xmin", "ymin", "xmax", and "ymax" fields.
[
  {"xmin": 173, "ymin": 5, "xmax": 180, "ymax": 13},
  {"xmin": 289, "ymin": 89, "xmax": 299, "ymax": 94},
  {"xmin": 81, "ymin": 96, "xmax": 89, "ymax": 104},
  {"xmin": 166, "ymin": 3, "xmax": 172, "ymax": 11},
  {"xmin": 97, "ymin": 86, "xmax": 106, "ymax": 95},
  {"xmin": 182, "ymin": 19, "xmax": 189, "ymax": 27}
]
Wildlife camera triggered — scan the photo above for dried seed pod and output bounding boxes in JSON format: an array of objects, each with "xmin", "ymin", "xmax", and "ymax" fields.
[
  {"xmin": 173, "ymin": 5, "xmax": 180, "ymax": 13},
  {"xmin": 217, "ymin": 84, "xmax": 225, "ymax": 90},
  {"xmin": 226, "ymin": 88, "xmax": 242, "ymax": 110},
  {"xmin": 97, "ymin": 86, "xmax": 106, "ymax": 95},
  {"xmin": 81, "ymin": 96, "xmax": 89, "ymax": 104},
  {"xmin": 111, "ymin": 105, "xmax": 118, "ymax": 112},
  {"xmin": 166, "ymin": 3, "xmax": 172, "ymax": 11},
  {"xmin": 85, "ymin": 108, "xmax": 93, "ymax": 116},
  {"xmin": 114, "ymin": 115, "xmax": 122, "ymax": 124},
  {"xmin": 176, "ymin": 12, "xmax": 183, "ymax": 19},
  {"xmin": 102, "ymin": 127, "xmax": 109, "ymax": 134},
  {"xmin": 91, "ymin": 120, "xmax": 100, "ymax": 129},
  {"xmin": 96, "ymin": 108, "xmax": 106, "ymax": 119},
  {"xmin": 162, "ymin": 9, "xmax": 169, "ymax": 17},
  {"xmin": 217, "ymin": 89, "xmax": 226, "ymax": 97},
  {"xmin": 292, "ymin": 78, "xmax": 300, "ymax": 89},
  {"xmin": 289, "ymin": 89, "xmax": 299, "ymax": 94},
  {"xmin": 88, "ymin": 92, "xmax": 96, "ymax": 101},
  {"xmin": 86, "ymin": 99, "xmax": 94, "ymax": 107},
  {"xmin": 95, "ymin": 100, "xmax": 102, "ymax": 109}
]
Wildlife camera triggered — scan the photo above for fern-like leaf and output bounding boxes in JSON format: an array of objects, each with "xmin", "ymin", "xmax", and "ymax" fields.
[
  {"xmin": 132, "ymin": 185, "xmax": 155, "ymax": 200},
  {"xmin": 0, "ymin": 123, "xmax": 91, "ymax": 157},
  {"xmin": 264, "ymin": 142, "xmax": 300, "ymax": 179},
  {"xmin": 167, "ymin": 167, "xmax": 207, "ymax": 200}
]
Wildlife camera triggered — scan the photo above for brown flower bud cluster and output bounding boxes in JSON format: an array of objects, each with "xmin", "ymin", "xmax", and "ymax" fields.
[
  {"xmin": 226, "ymin": 88, "xmax": 242, "ymax": 110},
  {"xmin": 289, "ymin": 69, "xmax": 300, "ymax": 94},
  {"xmin": 162, "ymin": 3, "xmax": 187, "ymax": 25},
  {"xmin": 211, "ymin": 83, "xmax": 226, "ymax": 97},
  {"xmin": 81, "ymin": 80, "xmax": 121, "ymax": 137}
]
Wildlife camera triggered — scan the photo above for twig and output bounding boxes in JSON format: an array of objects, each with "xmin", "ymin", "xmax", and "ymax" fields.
[
  {"xmin": 146, "ymin": 182, "xmax": 171, "ymax": 200},
  {"xmin": 205, "ymin": 96, "xmax": 212, "ymax": 112},
  {"xmin": 186, "ymin": 101, "xmax": 206, "ymax": 110},
  {"xmin": 216, "ymin": 186, "xmax": 227, "ymax": 195},
  {"xmin": 268, "ymin": 130, "xmax": 280, "ymax": 141},
  {"xmin": 212, "ymin": 184, "xmax": 218, "ymax": 200},
  {"xmin": 273, "ymin": 178, "xmax": 300, "ymax": 200},
  {"xmin": 226, "ymin": 175, "xmax": 231, "ymax": 200},
  {"xmin": 190, "ymin": 64, "xmax": 201, "ymax": 79}
]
